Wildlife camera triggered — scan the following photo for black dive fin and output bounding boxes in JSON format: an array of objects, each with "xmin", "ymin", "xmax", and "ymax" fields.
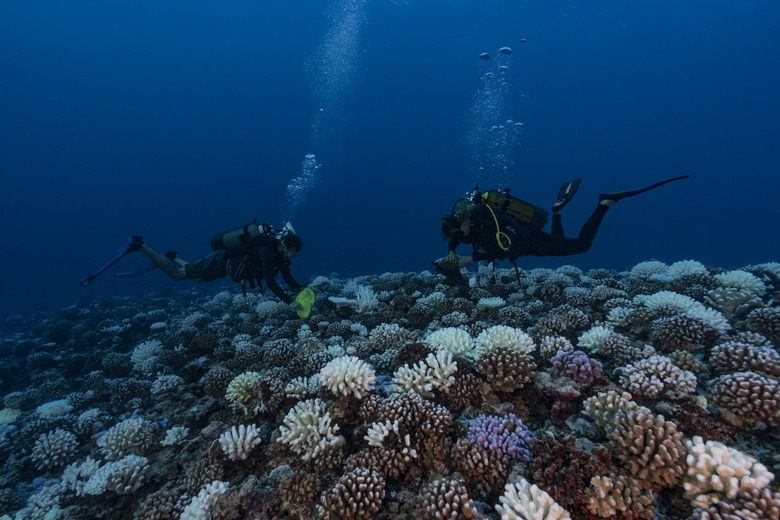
[
  {"xmin": 80, "ymin": 236, "xmax": 143, "ymax": 286},
  {"xmin": 599, "ymin": 175, "xmax": 690, "ymax": 204},
  {"xmin": 552, "ymin": 177, "xmax": 582, "ymax": 212}
]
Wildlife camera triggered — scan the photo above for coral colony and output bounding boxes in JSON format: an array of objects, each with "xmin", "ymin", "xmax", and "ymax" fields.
[{"xmin": 1, "ymin": 259, "xmax": 780, "ymax": 519}]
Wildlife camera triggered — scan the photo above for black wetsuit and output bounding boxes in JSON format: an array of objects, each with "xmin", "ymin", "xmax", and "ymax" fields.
[
  {"xmin": 449, "ymin": 204, "xmax": 609, "ymax": 262},
  {"xmin": 184, "ymin": 238, "xmax": 302, "ymax": 304}
]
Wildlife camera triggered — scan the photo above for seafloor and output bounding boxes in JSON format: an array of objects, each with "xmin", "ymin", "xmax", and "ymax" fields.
[{"xmin": 1, "ymin": 259, "xmax": 779, "ymax": 520}]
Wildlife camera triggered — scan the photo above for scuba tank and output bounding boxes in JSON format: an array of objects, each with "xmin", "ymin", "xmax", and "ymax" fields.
[
  {"xmin": 210, "ymin": 218, "xmax": 273, "ymax": 252},
  {"xmin": 481, "ymin": 189, "xmax": 548, "ymax": 231}
]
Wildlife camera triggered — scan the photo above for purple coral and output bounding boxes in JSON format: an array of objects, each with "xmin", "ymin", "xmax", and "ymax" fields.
[
  {"xmin": 467, "ymin": 413, "xmax": 533, "ymax": 462},
  {"xmin": 550, "ymin": 350, "xmax": 603, "ymax": 385}
]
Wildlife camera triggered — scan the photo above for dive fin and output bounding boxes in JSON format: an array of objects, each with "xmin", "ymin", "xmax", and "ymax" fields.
[
  {"xmin": 552, "ymin": 177, "xmax": 582, "ymax": 212},
  {"xmin": 599, "ymin": 175, "xmax": 690, "ymax": 204},
  {"xmin": 113, "ymin": 264, "xmax": 158, "ymax": 278},
  {"xmin": 80, "ymin": 236, "xmax": 144, "ymax": 286}
]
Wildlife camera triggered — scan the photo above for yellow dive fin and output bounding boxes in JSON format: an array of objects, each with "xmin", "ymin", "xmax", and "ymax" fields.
[{"xmin": 295, "ymin": 288, "xmax": 315, "ymax": 319}]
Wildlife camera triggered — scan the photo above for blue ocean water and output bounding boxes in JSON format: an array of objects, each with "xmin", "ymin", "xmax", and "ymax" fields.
[{"xmin": 1, "ymin": 0, "xmax": 778, "ymax": 319}]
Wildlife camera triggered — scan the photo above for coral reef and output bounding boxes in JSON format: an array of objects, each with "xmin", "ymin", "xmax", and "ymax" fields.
[{"xmin": 1, "ymin": 259, "xmax": 778, "ymax": 520}]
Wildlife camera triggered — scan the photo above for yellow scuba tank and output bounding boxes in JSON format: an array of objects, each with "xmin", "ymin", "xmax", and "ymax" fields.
[
  {"xmin": 481, "ymin": 189, "xmax": 548, "ymax": 231},
  {"xmin": 210, "ymin": 219, "xmax": 273, "ymax": 251}
]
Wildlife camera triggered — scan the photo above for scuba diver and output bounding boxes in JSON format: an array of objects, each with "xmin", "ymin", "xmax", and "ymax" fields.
[
  {"xmin": 439, "ymin": 176, "xmax": 690, "ymax": 279},
  {"xmin": 81, "ymin": 221, "xmax": 307, "ymax": 311}
]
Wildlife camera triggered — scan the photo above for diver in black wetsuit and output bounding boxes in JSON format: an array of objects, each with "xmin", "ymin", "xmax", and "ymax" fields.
[
  {"xmin": 81, "ymin": 225, "xmax": 305, "ymax": 309},
  {"xmin": 441, "ymin": 176, "xmax": 689, "ymax": 267}
]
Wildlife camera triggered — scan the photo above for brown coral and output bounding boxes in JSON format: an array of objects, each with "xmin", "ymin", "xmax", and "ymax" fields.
[
  {"xmin": 709, "ymin": 341, "xmax": 780, "ymax": 376},
  {"xmin": 451, "ymin": 437, "xmax": 508, "ymax": 499},
  {"xmin": 418, "ymin": 478, "xmax": 478, "ymax": 520},
  {"xmin": 707, "ymin": 370, "xmax": 780, "ymax": 426},
  {"xmin": 652, "ymin": 314, "xmax": 719, "ymax": 352},
  {"xmin": 317, "ymin": 467, "xmax": 386, "ymax": 520},
  {"xmin": 474, "ymin": 345, "xmax": 536, "ymax": 392},
  {"xmin": 529, "ymin": 433, "xmax": 611, "ymax": 508},
  {"xmin": 279, "ymin": 470, "xmax": 321, "ymax": 507},
  {"xmin": 584, "ymin": 469, "xmax": 655, "ymax": 520},
  {"xmin": 607, "ymin": 411, "xmax": 686, "ymax": 489}
]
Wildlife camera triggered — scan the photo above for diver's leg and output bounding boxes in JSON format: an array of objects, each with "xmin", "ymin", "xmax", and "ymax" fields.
[
  {"xmin": 551, "ymin": 213, "xmax": 564, "ymax": 237},
  {"xmin": 139, "ymin": 245, "xmax": 187, "ymax": 280},
  {"xmin": 527, "ymin": 204, "xmax": 609, "ymax": 256}
]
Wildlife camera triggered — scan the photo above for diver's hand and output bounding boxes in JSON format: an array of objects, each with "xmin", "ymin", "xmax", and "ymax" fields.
[
  {"xmin": 458, "ymin": 255, "xmax": 473, "ymax": 268},
  {"xmin": 447, "ymin": 251, "xmax": 458, "ymax": 262},
  {"xmin": 289, "ymin": 301, "xmax": 303, "ymax": 312}
]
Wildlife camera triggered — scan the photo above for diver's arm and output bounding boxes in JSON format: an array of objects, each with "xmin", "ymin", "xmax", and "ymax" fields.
[
  {"xmin": 280, "ymin": 264, "xmax": 303, "ymax": 288},
  {"xmin": 258, "ymin": 248, "xmax": 294, "ymax": 304}
]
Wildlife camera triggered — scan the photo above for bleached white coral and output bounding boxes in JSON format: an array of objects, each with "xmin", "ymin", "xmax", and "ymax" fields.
[
  {"xmin": 0, "ymin": 407, "xmax": 21, "ymax": 424},
  {"xmin": 476, "ymin": 297, "xmax": 506, "ymax": 310},
  {"xmin": 160, "ymin": 426, "xmax": 190, "ymax": 447},
  {"xmin": 256, "ymin": 300, "xmax": 282, "ymax": 318},
  {"xmin": 577, "ymin": 325, "xmax": 614, "ymax": 352},
  {"xmin": 97, "ymin": 418, "xmax": 154, "ymax": 460},
  {"xmin": 425, "ymin": 327, "xmax": 477, "ymax": 361},
  {"xmin": 640, "ymin": 290, "xmax": 698, "ymax": 312},
  {"xmin": 150, "ymin": 374, "xmax": 184, "ymax": 395},
  {"xmin": 31, "ymin": 429, "xmax": 78, "ymax": 470},
  {"xmin": 181, "ymin": 480, "xmax": 229, "ymax": 520},
  {"xmin": 36, "ymin": 399, "xmax": 73, "ymax": 418},
  {"xmin": 318, "ymin": 355, "xmax": 375, "ymax": 399},
  {"xmin": 475, "ymin": 325, "xmax": 535, "ymax": 358},
  {"xmin": 495, "ymin": 478, "xmax": 571, "ymax": 520},
  {"xmin": 606, "ymin": 306, "xmax": 633, "ymax": 328},
  {"xmin": 285, "ymin": 376, "xmax": 320, "ymax": 399},
  {"xmin": 391, "ymin": 362, "xmax": 434, "ymax": 396},
  {"xmin": 668, "ymin": 259, "xmax": 708, "ymax": 279},
  {"xmin": 355, "ymin": 286, "xmax": 379, "ymax": 313},
  {"xmin": 80, "ymin": 455, "xmax": 150, "ymax": 495},
  {"xmin": 391, "ymin": 348, "xmax": 456, "ymax": 397},
  {"xmin": 638, "ymin": 291, "xmax": 731, "ymax": 332},
  {"xmin": 277, "ymin": 398, "xmax": 344, "ymax": 461},
  {"xmin": 424, "ymin": 348, "xmax": 457, "ymax": 392},
  {"xmin": 714, "ymin": 270, "xmax": 766, "ymax": 297},
  {"xmin": 225, "ymin": 371, "xmax": 263, "ymax": 415},
  {"xmin": 130, "ymin": 339, "xmax": 162, "ymax": 374},
  {"xmin": 219, "ymin": 424, "xmax": 262, "ymax": 461},
  {"xmin": 683, "ymin": 436, "xmax": 774, "ymax": 509},
  {"xmin": 629, "ymin": 260, "xmax": 668, "ymax": 279},
  {"xmin": 365, "ymin": 420, "xmax": 396, "ymax": 447}
]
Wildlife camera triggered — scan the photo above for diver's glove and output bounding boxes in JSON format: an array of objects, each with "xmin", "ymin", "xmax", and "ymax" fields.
[
  {"xmin": 447, "ymin": 250, "xmax": 458, "ymax": 262},
  {"xmin": 458, "ymin": 255, "xmax": 473, "ymax": 268}
]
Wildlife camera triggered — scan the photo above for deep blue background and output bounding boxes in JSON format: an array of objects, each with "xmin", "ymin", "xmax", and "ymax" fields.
[{"xmin": 1, "ymin": 0, "xmax": 778, "ymax": 318}]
